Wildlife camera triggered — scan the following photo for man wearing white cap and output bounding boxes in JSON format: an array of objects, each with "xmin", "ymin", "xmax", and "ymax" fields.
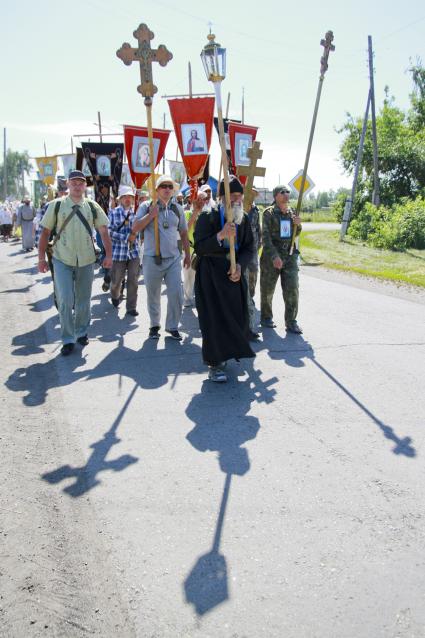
[
  {"xmin": 198, "ymin": 183, "xmax": 216, "ymax": 212},
  {"xmin": 130, "ymin": 175, "xmax": 190, "ymax": 340},
  {"xmin": 108, "ymin": 185, "xmax": 141, "ymax": 316}
]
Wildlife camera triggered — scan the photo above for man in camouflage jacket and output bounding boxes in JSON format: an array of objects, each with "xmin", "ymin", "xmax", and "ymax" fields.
[{"xmin": 260, "ymin": 184, "xmax": 303, "ymax": 334}]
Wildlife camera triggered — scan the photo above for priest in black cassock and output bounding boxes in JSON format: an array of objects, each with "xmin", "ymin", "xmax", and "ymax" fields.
[{"xmin": 194, "ymin": 176, "xmax": 255, "ymax": 382}]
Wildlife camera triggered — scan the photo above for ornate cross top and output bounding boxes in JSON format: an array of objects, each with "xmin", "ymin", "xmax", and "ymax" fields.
[
  {"xmin": 320, "ymin": 30, "xmax": 335, "ymax": 78},
  {"xmin": 116, "ymin": 23, "xmax": 173, "ymax": 104},
  {"xmin": 237, "ymin": 141, "xmax": 266, "ymax": 212}
]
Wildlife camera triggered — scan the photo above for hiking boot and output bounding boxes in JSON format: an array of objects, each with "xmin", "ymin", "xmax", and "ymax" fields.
[
  {"xmin": 149, "ymin": 326, "xmax": 160, "ymax": 339},
  {"xmin": 77, "ymin": 335, "xmax": 89, "ymax": 346},
  {"xmin": 286, "ymin": 321, "xmax": 303, "ymax": 334},
  {"xmin": 261, "ymin": 318, "xmax": 276, "ymax": 328},
  {"xmin": 60, "ymin": 343, "xmax": 74, "ymax": 356},
  {"xmin": 166, "ymin": 329, "xmax": 182, "ymax": 341}
]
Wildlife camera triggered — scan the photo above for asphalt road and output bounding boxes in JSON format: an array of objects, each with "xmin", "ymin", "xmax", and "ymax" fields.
[{"xmin": 1, "ymin": 239, "xmax": 425, "ymax": 638}]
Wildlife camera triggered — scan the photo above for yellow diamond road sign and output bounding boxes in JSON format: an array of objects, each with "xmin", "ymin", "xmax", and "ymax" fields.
[{"xmin": 289, "ymin": 170, "xmax": 315, "ymax": 197}]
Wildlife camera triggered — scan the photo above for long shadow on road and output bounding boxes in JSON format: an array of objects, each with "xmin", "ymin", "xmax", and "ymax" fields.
[
  {"xmin": 184, "ymin": 364, "xmax": 278, "ymax": 616},
  {"xmin": 258, "ymin": 329, "xmax": 416, "ymax": 458}
]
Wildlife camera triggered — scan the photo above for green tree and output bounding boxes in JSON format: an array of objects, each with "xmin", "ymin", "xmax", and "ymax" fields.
[
  {"xmin": 0, "ymin": 149, "xmax": 32, "ymax": 198},
  {"xmin": 336, "ymin": 67, "xmax": 425, "ymax": 209}
]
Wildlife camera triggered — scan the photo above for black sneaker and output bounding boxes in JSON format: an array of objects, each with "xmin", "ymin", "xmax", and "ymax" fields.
[
  {"xmin": 77, "ymin": 335, "xmax": 89, "ymax": 346},
  {"xmin": 126, "ymin": 309, "xmax": 139, "ymax": 317},
  {"xmin": 166, "ymin": 330, "xmax": 182, "ymax": 341},
  {"xmin": 149, "ymin": 326, "xmax": 160, "ymax": 339},
  {"xmin": 111, "ymin": 298, "xmax": 120, "ymax": 307},
  {"xmin": 60, "ymin": 343, "xmax": 74, "ymax": 356}
]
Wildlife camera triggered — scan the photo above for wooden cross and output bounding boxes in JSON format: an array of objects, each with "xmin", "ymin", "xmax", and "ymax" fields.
[
  {"xmin": 116, "ymin": 23, "xmax": 173, "ymax": 104},
  {"xmin": 237, "ymin": 141, "xmax": 266, "ymax": 212},
  {"xmin": 319, "ymin": 30, "xmax": 335, "ymax": 78}
]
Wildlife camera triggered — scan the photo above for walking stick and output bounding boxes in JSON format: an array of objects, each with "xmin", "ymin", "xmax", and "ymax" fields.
[
  {"xmin": 117, "ymin": 23, "xmax": 173, "ymax": 265},
  {"xmin": 289, "ymin": 31, "xmax": 335, "ymax": 255}
]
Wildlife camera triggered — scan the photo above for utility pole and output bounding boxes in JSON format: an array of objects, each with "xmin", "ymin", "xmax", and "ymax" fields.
[
  {"xmin": 368, "ymin": 35, "xmax": 380, "ymax": 206},
  {"xmin": 3, "ymin": 128, "xmax": 7, "ymax": 200},
  {"xmin": 340, "ymin": 89, "xmax": 371, "ymax": 240}
]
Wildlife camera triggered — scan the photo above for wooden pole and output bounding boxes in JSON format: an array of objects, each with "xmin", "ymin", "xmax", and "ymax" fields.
[
  {"xmin": 340, "ymin": 88, "xmax": 371, "ymax": 240},
  {"xmin": 145, "ymin": 99, "xmax": 161, "ymax": 263},
  {"xmin": 44, "ymin": 142, "xmax": 47, "ymax": 157},
  {"xmin": 97, "ymin": 111, "xmax": 103, "ymax": 143},
  {"xmin": 71, "ymin": 137, "xmax": 74, "ymax": 154},
  {"xmin": 289, "ymin": 30, "xmax": 335, "ymax": 255},
  {"xmin": 241, "ymin": 87, "xmax": 245, "ymax": 124},
  {"xmin": 214, "ymin": 82, "xmax": 235, "ymax": 273},
  {"xmin": 188, "ymin": 61, "xmax": 193, "ymax": 98},
  {"xmin": 368, "ymin": 35, "xmax": 380, "ymax": 206},
  {"xmin": 162, "ymin": 113, "xmax": 166, "ymax": 173}
]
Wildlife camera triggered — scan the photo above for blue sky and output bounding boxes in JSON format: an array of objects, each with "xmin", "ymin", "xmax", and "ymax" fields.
[{"xmin": 1, "ymin": 0, "xmax": 424, "ymax": 191}]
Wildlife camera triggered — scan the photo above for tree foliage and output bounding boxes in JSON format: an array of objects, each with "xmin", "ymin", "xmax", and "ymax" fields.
[
  {"xmin": 336, "ymin": 66, "xmax": 425, "ymax": 209},
  {"xmin": 0, "ymin": 150, "xmax": 32, "ymax": 198}
]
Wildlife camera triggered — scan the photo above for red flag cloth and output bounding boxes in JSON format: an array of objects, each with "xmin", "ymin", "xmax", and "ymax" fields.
[
  {"xmin": 167, "ymin": 98, "xmax": 215, "ymax": 181},
  {"xmin": 124, "ymin": 125, "xmax": 170, "ymax": 189},
  {"xmin": 227, "ymin": 123, "xmax": 258, "ymax": 185}
]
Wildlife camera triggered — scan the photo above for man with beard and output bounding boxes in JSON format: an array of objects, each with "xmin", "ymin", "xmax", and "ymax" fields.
[{"xmin": 194, "ymin": 176, "xmax": 255, "ymax": 382}]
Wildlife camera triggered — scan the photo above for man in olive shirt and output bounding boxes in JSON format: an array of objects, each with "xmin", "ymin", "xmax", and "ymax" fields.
[
  {"xmin": 260, "ymin": 184, "xmax": 302, "ymax": 334},
  {"xmin": 38, "ymin": 171, "xmax": 112, "ymax": 355}
]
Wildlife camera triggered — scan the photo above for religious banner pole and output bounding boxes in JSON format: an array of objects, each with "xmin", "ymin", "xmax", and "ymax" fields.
[
  {"xmin": 289, "ymin": 30, "xmax": 335, "ymax": 255},
  {"xmin": 201, "ymin": 33, "xmax": 236, "ymax": 273},
  {"xmin": 117, "ymin": 23, "xmax": 173, "ymax": 264}
]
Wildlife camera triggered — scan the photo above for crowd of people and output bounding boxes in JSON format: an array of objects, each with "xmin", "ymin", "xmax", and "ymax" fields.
[{"xmin": 6, "ymin": 171, "xmax": 303, "ymax": 383}]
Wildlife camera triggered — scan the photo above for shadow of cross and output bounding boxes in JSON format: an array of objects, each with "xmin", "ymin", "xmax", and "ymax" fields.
[{"xmin": 41, "ymin": 382, "xmax": 139, "ymax": 497}]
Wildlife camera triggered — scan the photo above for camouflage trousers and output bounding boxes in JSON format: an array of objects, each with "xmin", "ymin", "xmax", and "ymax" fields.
[
  {"xmin": 260, "ymin": 254, "xmax": 299, "ymax": 325},
  {"xmin": 247, "ymin": 266, "xmax": 258, "ymax": 299}
]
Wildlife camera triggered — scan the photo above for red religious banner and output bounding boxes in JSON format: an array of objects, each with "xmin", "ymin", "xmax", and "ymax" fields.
[
  {"xmin": 227, "ymin": 122, "xmax": 258, "ymax": 185},
  {"xmin": 167, "ymin": 97, "xmax": 215, "ymax": 185},
  {"xmin": 124, "ymin": 125, "xmax": 170, "ymax": 189}
]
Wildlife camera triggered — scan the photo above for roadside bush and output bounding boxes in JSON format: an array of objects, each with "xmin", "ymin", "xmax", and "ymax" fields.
[{"xmin": 348, "ymin": 197, "xmax": 425, "ymax": 250}]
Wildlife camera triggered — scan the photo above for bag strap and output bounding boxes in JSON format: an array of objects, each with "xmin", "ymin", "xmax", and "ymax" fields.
[
  {"xmin": 52, "ymin": 205, "xmax": 78, "ymax": 246},
  {"xmin": 116, "ymin": 211, "xmax": 131, "ymax": 232}
]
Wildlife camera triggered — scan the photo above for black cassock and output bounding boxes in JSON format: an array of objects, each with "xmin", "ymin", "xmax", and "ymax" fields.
[{"xmin": 194, "ymin": 208, "xmax": 255, "ymax": 365}]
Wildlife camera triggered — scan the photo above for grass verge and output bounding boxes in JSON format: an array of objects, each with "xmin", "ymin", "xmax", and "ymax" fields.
[{"xmin": 300, "ymin": 231, "xmax": 425, "ymax": 288}]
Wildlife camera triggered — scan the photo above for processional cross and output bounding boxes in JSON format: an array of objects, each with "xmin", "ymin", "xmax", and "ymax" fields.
[
  {"xmin": 237, "ymin": 141, "xmax": 266, "ymax": 212},
  {"xmin": 117, "ymin": 24, "xmax": 173, "ymax": 262}
]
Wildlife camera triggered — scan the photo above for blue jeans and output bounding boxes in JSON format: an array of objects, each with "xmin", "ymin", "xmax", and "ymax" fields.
[{"xmin": 53, "ymin": 258, "xmax": 94, "ymax": 344}]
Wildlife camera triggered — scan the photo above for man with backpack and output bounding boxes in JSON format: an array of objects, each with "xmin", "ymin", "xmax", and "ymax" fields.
[
  {"xmin": 129, "ymin": 175, "xmax": 190, "ymax": 341},
  {"xmin": 38, "ymin": 170, "xmax": 112, "ymax": 356}
]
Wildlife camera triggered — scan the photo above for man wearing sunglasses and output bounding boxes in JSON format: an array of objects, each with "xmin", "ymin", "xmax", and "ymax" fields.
[
  {"xmin": 260, "ymin": 184, "xmax": 303, "ymax": 334},
  {"xmin": 130, "ymin": 175, "xmax": 190, "ymax": 341}
]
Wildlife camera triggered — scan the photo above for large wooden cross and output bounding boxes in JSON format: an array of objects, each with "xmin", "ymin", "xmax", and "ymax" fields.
[
  {"xmin": 116, "ymin": 23, "xmax": 173, "ymax": 263},
  {"xmin": 237, "ymin": 141, "xmax": 266, "ymax": 212},
  {"xmin": 116, "ymin": 23, "xmax": 173, "ymax": 104}
]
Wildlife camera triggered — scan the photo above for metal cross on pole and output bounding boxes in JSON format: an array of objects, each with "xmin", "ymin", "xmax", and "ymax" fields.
[
  {"xmin": 237, "ymin": 141, "xmax": 266, "ymax": 213},
  {"xmin": 289, "ymin": 30, "xmax": 335, "ymax": 255},
  {"xmin": 117, "ymin": 23, "xmax": 173, "ymax": 264}
]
